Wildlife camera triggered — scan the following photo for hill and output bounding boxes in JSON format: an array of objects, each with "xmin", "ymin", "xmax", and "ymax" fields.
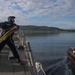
[
  {"xmin": 20, "ymin": 25, "xmax": 62, "ymax": 31},
  {"xmin": 19, "ymin": 25, "xmax": 75, "ymax": 35}
]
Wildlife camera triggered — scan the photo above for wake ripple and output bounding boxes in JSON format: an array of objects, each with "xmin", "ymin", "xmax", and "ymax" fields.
[{"xmin": 42, "ymin": 57, "xmax": 73, "ymax": 75}]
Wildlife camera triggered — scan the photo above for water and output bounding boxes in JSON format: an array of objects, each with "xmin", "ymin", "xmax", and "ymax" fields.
[{"xmin": 25, "ymin": 32, "xmax": 75, "ymax": 75}]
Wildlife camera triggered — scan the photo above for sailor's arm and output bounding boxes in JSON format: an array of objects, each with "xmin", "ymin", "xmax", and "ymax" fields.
[{"xmin": 13, "ymin": 24, "xmax": 19, "ymax": 31}]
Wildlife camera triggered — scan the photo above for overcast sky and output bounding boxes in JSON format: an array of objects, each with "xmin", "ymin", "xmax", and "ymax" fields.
[{"xmin": 0, "ymin": 0, "xmax": 75, "ymax": 29}]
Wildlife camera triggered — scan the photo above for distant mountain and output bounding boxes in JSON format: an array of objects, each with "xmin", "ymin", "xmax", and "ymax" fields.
[
  {"xmin": 20, "ymin": 25, "xmax": 62, "ymax": 31},
  {"xmin": 19, "ymin": 25, "xmax": 75, "ymax": 35}
]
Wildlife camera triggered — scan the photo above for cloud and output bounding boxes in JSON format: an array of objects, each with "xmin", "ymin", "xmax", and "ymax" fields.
[{"xmin": 0, "ymin": 0, "xmax": 75, "ymax": 26}]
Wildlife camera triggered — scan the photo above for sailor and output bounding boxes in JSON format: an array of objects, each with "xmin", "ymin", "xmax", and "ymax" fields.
[{"xmin": 0, "ymin": 16, "xmax": 23, "ymax": 65}]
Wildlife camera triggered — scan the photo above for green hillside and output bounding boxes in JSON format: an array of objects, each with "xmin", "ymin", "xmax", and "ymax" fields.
[{"xmin": 20, "ymin": 25, "xmax": 75, "ymax": 35}]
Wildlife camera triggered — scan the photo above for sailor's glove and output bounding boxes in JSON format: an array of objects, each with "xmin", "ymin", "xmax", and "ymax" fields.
[{"xmin": 14, "ymin": 25, "xmax": 19, "ymax": 30}]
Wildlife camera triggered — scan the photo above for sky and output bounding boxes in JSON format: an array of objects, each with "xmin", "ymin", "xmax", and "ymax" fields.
[{"xmin": 0, "ymin": 0, "xmax": 75, "ymax": 29}]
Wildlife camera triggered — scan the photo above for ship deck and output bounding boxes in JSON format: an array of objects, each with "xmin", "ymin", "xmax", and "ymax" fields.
[{"xmin": 0, "ymin": 30, "xmax": 36, "ymax": 75}]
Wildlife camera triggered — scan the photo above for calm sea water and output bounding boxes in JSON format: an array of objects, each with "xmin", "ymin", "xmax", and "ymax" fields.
[{"xmin": 25, "ymin": 32, "xmax": 75, "ymax": 75}]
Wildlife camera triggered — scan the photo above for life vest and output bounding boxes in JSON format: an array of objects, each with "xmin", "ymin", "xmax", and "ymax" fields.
[{"xmin": 0, "ymin": 26, "xmax": 18, "ymax": 43}]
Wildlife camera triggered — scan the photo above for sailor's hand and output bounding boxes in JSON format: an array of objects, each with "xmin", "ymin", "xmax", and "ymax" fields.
[{"xmin": 14, "ymin": 26, "xmax": 19, "ymax": 30}]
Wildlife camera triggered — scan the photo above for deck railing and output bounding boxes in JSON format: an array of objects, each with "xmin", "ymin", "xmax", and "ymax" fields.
[{"xmin": 17, "ymin": 29, "xmax": 38, "ymax": 75}]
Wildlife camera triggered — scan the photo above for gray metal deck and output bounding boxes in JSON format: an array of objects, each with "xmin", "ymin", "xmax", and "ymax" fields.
[{"xmin": 0, "ymin": 47, "xmax": 31, "ymax": 75}]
